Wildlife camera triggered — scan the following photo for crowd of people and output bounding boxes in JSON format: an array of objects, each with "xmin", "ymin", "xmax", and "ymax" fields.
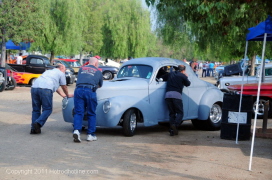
[{"xmin": 188, "ymin": 59, "xmax": 223, "ymax": 78}]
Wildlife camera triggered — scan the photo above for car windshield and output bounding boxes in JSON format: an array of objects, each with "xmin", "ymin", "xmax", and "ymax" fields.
[
  {"xmin": 117, "ymin": 65, "xmax": 153, "ymax": 79},
  {"xmin": 68, "ymin": 61, "xmax": 81, "ymax": 67}
]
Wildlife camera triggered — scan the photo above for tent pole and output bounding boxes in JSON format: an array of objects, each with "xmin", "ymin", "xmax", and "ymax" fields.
[
  {"xmin": 249, "ymin": 33, "xmax": 267, "ymax": 171},
  {"xmin": 235, "ymin": 41, "xmax": 248, "ymax": 144}
]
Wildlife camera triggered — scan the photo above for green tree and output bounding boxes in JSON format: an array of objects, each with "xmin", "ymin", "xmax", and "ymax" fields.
[
  {"xmin": 146, "ymin": 0, "xmax": 272, "ymax": 61},
  {"xmin": 100, "ymin": 0, "xmax": 156, "ymax": 59},
  {"xmin": 31, "ymin": 0, "xmax": 87, "ymax": 62},
  {"xmin": 0, "ymin": 0, "xmax": 38, "ymax": 67}
]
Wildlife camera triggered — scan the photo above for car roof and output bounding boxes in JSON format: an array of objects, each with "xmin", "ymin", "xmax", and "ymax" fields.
[{"xmin": 121, "ymin": 57, "xmax": 186, "ymax": 70}]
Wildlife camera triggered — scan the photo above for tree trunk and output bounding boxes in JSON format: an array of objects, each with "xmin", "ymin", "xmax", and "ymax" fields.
[
  {"xmin": 250, "ymin": 55, "xmax": 255, "ymax": 76},
  {"xmin": 1, "ymin": 31, "xmax": 6, "ymax": 67},
  {"xmin": 50, "ymin": 51, "xmax": 55, "ymax": 64},
  {"xmin": 79, "ymin": 51, "xmax": 83, "ymax": 65}
]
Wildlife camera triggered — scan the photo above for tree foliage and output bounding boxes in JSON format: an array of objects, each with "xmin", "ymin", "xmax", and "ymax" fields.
[
  {"xmin": 0, "ymin": 0, "xmax": 38, "ymax": 66},
  {"xmin": 31, "ymin": 0, "xmax": 87, "ymax": 62},
  {"xmin": 146, "ymin": 0, "xmax": 272, "ymax": 61},
  {"xmin": 100, "ymin": 0, "xmax": 156, "ymax": 59}
]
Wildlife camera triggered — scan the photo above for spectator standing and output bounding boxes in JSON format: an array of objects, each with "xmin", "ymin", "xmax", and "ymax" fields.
[
  {"xmin": 198, "ymin": 62, "xmax": 203, "ymax": 69},
  {"xmin": 162, "ymin": 65, "xmax": 191, "ymax": 136},
  {"xmin": 30, "ymin": 64, "xmax": 73, "ymax": 134},
  {"xmin": 190, "ymin": 59, "xmax": 198, "ymax": 77},
  {"xmin": 208, "ymin": 61, "xmax": 215, "ymax": 77},
  {"xmin": 202, "ymin": 62, "xmax": 207, "ymax": 77},
  {"xmin": 73, "ymin": 57, "xmax": 103, "ymax": 143},
  {"xmin": 16, "ymin": 53, "xmax": 23, "ymax": 64}
]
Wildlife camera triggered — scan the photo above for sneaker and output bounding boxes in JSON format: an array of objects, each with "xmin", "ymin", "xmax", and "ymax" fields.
[
  {"xmin": 73, "ymin": 130, "xmax": 81, "ymax": 143},
  {"xmin": 87, "ymin": 134, "xmax": 97, "ymax": 141},
  {"xmin": 33, "ymin": 122, "xmax": 41, "ymax": 134},
  {"xmin": 170, "ymin": 124, "xmax": 178, "ymax": 135}
]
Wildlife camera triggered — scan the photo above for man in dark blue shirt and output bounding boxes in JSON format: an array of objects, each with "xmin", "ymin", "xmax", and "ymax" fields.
[
  {"xmin": 73, "ymin": 57, "xmax": 103, "ymax": 143},
  {"xmin": 162, "ymin": 65, "xmax": 191, "ymax": 136}
]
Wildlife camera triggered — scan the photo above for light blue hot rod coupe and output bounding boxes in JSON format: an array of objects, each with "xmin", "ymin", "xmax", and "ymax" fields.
[{"xmin": 62, "ymin": 57, "xmax": 224, "ymax": 136}]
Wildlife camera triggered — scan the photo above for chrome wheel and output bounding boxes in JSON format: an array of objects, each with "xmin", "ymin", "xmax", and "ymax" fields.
[
  {"xmin": 253, "ymin": 99, "xmax": 267, "ymax": 116},
  {"xmin": 209, "ymin": 103, "xmax": 222, "ymax": 124},
  {"xmin": 130, "ymin": 113, "xmax": 137, "ymax": 132},
  {"xmin": 103, "ymin": 71, "xmax": 113, "ymax": 80}
]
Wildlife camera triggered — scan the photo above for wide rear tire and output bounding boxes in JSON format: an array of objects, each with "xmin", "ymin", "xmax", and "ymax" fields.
[{"xmin": 192, "ymin": 103, "xmax": 222, "ymax": 130}]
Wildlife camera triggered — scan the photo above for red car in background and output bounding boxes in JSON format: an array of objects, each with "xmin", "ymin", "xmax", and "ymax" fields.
[{"xmin": 227, "ymin": 83, "xmax": 272, "ymax": 118}]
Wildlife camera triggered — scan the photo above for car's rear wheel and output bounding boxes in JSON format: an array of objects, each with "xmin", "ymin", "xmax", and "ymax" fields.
[
  {"xmin": 123, "ymin": 109, "xmax": 137, "ymax": 136},
  {"xmin": 30, "ymin": 78, "xmax": 37, "ymax": 85},
  {"xmin": 103, "ymin": 71, "xmax": 113, "ymax": 80},
  {"xmin": 253, "ymin": 98, "xmax": 272, "ymax": 118},
  {"xmin": 192, "ymin": 103, "xmax": 222, "ymax": 130}
]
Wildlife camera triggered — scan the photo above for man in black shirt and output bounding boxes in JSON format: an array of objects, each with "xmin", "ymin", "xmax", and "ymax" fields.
[
  {"xmin": 73, "ymin": 57, "xmax": 103, "ymax": 143},
  {"xmin": 162, "ymin": 65, "xmax": 191, "ymax": 136}
]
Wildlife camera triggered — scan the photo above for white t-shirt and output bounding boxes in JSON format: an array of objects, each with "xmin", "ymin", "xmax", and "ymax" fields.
[
  {"xmin": 32, "ymin": 68, "xmax": 66, "ymax": 92},
  {"xmin": 16, "ymin": 56, "xmax": 23, "ymax": 64}
]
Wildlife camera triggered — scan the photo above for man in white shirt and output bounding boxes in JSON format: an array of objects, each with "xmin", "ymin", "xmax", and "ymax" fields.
[{"xmin": 16, "ymin": 53, "xmax": 23, "ymax": 64}]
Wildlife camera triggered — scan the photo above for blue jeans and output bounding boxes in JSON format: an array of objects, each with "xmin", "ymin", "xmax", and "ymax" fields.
[
  {"xmin": 208, "ymin": 68, "xmax": 214, "ymax": 77},
  {"xmin": 31, "ymin": 88, "xmax": 53, "ymax": 129},
  {"xmin": 165, "ymin": 98, "xmax": 184, "ymax": 126},
  {"xmin": 73, "ymin": 87, "xmax": 97, "ymax": 135}
]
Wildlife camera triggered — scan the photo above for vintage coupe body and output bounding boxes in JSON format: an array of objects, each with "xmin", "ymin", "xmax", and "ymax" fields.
[{"xmin": 62, "ymin": 57, "xmax": 224, "ymax": 136}]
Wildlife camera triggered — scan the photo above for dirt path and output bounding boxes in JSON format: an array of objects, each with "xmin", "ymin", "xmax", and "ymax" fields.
[{"xmin": 0, "ymin": 81, "xmax": 271, "ymax": 180}]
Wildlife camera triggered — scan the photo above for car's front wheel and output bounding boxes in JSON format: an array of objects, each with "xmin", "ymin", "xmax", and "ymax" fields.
[
  {"xmin": 123, "ymin": 109, "xmax": 137, "ymax": 136},
  {"xmin": 103, "ymin": 71, "xmax": 113, "ymax": 80},
  {"xmin": 192, "ymin": 103, "xmax": 222, "ymax": 130}
]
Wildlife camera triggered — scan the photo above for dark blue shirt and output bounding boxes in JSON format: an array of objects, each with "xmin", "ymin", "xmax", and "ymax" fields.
[
  {"xmin": 162, "ymin": 71, "xmax": 191, "ymax": 94},
  {"xmin": 76, "ymin": 65, "xmax": 103, "ymax": 88}
]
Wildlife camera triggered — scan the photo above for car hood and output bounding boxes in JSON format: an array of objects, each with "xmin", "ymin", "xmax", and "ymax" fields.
[{"xmin": 96, "ymin": 78, "xmax": 149, "ymax": 100}]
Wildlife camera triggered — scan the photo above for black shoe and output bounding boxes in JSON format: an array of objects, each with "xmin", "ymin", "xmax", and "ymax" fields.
[
  {"xmin": 170, "ymin": 124, "xmax": 178, "ymax": 135},
  {"xmin": 169, "ymin": 129, "xmax": 174, "ymax": 136},
  {"xmin": 33, "ymin": 123, "xmax": 41, "ymax": 134},
  {"xmin": 30, "ymin": 129, "xmax": 37, "ymax": 134}
]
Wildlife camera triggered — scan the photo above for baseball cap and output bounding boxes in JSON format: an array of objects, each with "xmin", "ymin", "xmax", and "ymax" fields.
[{"xmin": 94, "ymin": 55, "xmax": 101, "ymax": 59}]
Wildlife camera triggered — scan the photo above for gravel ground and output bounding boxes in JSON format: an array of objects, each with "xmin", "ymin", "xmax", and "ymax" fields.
[{"xmin": 0, "ymin": 76, "xmax": 271, "ymax": 180}]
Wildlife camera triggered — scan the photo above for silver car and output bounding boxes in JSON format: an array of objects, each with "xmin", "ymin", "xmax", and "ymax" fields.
[
  {"xmin": 218, "ymin": 63, "xmax": 272, "ymax": 92},
  {"xmin": 62, "ymin": 57, "xmax": 224, "ymax": 136}
]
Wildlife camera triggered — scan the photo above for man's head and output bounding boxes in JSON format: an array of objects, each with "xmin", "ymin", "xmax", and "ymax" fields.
[
  {"xmin": 19, "ymin": 53, "xmax": 23, "ymax": 56},
  {"xmin": 177, "ymin": 65, "xmax": 186, "ymax": 72},
  {"xmin": 89, "ymin": 57, "xmax": 99, "ymax": 68},
  {"xmin": 57, "ymin": 64, "xmax": 66, "ymax": 73}
]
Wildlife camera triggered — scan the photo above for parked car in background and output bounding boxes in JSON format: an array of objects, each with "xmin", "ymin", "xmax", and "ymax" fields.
[
  {"xmin": 53, "ymin": 59, "xmax": 76, "ymax": 85},
  {"xmin": 227, "ymin": 82, "xmax": 272, "ymax": 118},
  {"xmin": 62, "ymin": 57, "xmax": 224, "ymax": 136},
  {"xmin": 214, "ymin": 65, "xmax": 226, "ymax": 80},
  {"xmin": 59, "ymin": 59, "xmax": 81, "ymax": 75},
  {"xmin": 0, "ymin": 67, "xmax": 5, "ymax": 92},
  {"xmin": 12, "ymin": 72, "xmax": 41, "ymax": 85},
  {"xmin": 82, "ymin": 60, "xmax": 119, "ymax": 80},
  {"xmin": 217, "ymin": 63, "xmax": 272, "ymax": 92}
]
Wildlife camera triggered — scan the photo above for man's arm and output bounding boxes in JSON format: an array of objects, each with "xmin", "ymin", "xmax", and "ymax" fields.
[{"xmin": 56, "ymin": 85, "xmax": 74, "ymax": 98}]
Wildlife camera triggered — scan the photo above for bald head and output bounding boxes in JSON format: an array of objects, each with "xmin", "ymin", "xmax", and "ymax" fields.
[
  {"xmin": 57, "ymin": 64, "xmax": 66, "ymax": 73},
  {"xmin": 89, "ymin": 57, "xmax": 98, "ymax": 68}
]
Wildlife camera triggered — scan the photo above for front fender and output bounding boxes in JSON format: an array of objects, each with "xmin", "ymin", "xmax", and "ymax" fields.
[
  {"xmin": 198, "ymin": 88, "xmax": 223, "ymax": 120},
  {"xmin": 97, "ymin": 95, "xmax": 156, "ymax": 127}
]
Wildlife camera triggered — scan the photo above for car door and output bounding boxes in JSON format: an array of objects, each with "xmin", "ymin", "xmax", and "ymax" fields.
[
  {"xmin": 148, "ymin": 65, "xmax": 189, "ymax": 122},
  {"xmin": 25, "ymin": 57, "xmax": 46, "ymax": 74}
]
